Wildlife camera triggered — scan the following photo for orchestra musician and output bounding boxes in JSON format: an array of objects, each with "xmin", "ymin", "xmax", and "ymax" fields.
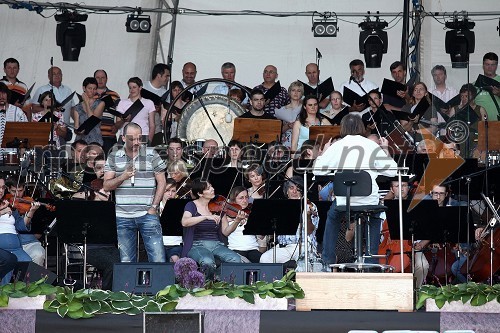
[
  {"xmin": 245, "ymin": 163, "xmax": 267, "ymax": 201},
  {"xmin": 259, "ymin": 176, "xmax": 319, "ymax": 266},
  {"xmin": 167, "ymin": 160, "xmax": 192, "ymax": 199},
  {"xmin": 180, "ymin": 179, "xmax": 241, "ymax": 279},
  {"xmin": 221, "ymin": 186, "xmax": 263, "ymax": 263},
  {"xmin": 159, "ymin": 178, "xmax": 183, "ymax": 262}
]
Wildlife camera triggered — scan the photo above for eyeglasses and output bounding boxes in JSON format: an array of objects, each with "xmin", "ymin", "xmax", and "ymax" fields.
[{"xmin": 431, "ymin": 192, "xmax": 446, "ymax": 197}]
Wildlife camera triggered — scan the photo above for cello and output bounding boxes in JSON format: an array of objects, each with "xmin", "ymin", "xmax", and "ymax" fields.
[
  {"xmin": 467, "ymin": 224, "xmax": 500, "ymax": 282},
  {"xmin": 378, "ymin": 219, "xmax": 413, "ymax": 272}
]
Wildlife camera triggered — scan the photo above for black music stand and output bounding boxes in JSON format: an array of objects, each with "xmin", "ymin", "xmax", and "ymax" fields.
[
  {"xmin": 244, "ymin": 199, "xmax": 302, "ymax": 263},
  {"xmin": 56, "ymin": 200, "xmax": 117, "ymax": 286},
  {"xmin": 385, "ymin": 200, "xmax": 440, "ymax": 241},
  {"xmin": 159, "ymin": 199, "xmax": 189, "ymax": 237},
  {"xmin": 202, "ymin": 166, "xmax": 244, "ymax": 196}
]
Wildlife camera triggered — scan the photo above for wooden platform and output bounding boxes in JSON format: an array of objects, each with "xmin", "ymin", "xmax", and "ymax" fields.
[{"xmin": 295, "ymin": 272, "xmax": 414, "ymax": 311}]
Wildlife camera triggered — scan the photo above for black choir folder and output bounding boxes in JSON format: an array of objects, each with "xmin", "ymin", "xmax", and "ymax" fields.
[
  {"xmin": 264, "ymin": 80, "xmax": 282, "ymax": 102},
  {"xmin": 474, "ymin": 74, "xmax": 500, "ymax": 90},
  {"xmin": 392, "ymin": 97, "xmax": 431, "ymax": 121},
  {"xmin": 38, "ymin": 112, "xmax": 60, "ymax": 123},
  {"xmin": 141, "ymin": 88, "xmax": 170, "ymax": 108},
  {"xmin": 430, "ymin": 93, "xmax": 461, "ymax": 111},
  {"xmin": 107, "ymin": 98, "xmax": 144, "ymax": 120},
  {"xmin": 342, "ymin": 86, "xmax": 369, "ymax": 107},
  {"xmin": 299, "ymin": 77, "xmax": 334, "ymax": 102},
  {"xmin": 381, "ymin": 78, "xmax": 407, "ymax": 98},
  {"xmin": 76, "ymin": 115, "xmax": 101, "ymax": 135}
]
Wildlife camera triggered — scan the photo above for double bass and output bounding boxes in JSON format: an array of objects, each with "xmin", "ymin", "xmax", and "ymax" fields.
[{"xmin": 467, "ymin": 224, "xmax": 500, "ymax": 282}]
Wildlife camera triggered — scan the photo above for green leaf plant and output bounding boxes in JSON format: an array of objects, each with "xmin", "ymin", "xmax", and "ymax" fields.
[
  {"xmin": 2, "ymin": 270, "xmax": 303, "ymax": 319},
  {"xmin": 416, "ymin": 283, "xmax": 500, "ymax": 310}
]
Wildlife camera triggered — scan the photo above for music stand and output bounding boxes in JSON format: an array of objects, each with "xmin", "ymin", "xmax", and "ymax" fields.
[
  {"xmin": 205, "ymin": 167, "xmax": 244, "ymax": 197},
  {"xmin": 2, "ymin": 122, "xmax": 52, "ymax": 147},
  {"xmin": 478, "ymin": 121, "xmax": 500, "ymax": 151},
  {"xmin": 244, "ymin": 199, "xmax": 302, "ymax": 263},
  {"xmin": 385, "ymin": 200, "xmax": 440, "ymax": 241},
  {"xmin": 232, "ymin": 118, "xmax": 282, "ymax": 143},
  {"xmin": 56, "ymin": 200, "xmax": 117, "ymax": 286},
  {"xmin": 308, "ymin": 125, "xmax": 341, "ymax": 146},
  {"xmin": 160, "ymin": 199, "xmax": 190, "ymax": 237}
]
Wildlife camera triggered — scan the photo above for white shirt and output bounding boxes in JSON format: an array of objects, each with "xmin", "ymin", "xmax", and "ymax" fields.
[
  {"xmin": 227, "ymin": 220, "xmax": 259, "ymax": 251},
  {"xmin": 313, "ymin": 135, "xmax": 397, "ymax": 206},
  {"xmin": 6, "ymin": 104, "xmax": 28, "ymax": 122},
  {"xmin": 0, "ymin": 213, "xmax": 17, "ymax": 234},
  {"xmin": 340, "ymin": 78, "xmax": 379, "ymax": 114},
  {"xmin": 430, "ymin": 86, "xmax": 458, "ymax": 103}
]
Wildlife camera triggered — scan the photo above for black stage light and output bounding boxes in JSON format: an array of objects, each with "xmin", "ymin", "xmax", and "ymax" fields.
[
  {"xmin": 126, "ymin": 14, "xmax": 151, "ymax": 33},
  {"xmin": 313, "ymin": 20, "xmax": 338, "ymax": 37},
  {"xmin": 358, "ymin": 14, "xmax": 388, "ymax": 68},
  {"xmin": 55, "ymin": 11, "xmax": 88, "ymax": 61},
  {"xmin": 445, "ymin": 16, "xmax": 475, "ymax": 69}
]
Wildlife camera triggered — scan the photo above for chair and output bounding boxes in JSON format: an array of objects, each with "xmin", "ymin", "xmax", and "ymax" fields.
[{"xmin": 331, "ymin": 170, "xmax": 390, "ymax": 272}]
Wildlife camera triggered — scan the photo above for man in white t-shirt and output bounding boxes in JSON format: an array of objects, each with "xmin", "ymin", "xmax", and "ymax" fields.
[{"xmin": 340, "ymin": 59, "xmax": 379, "ymax": 114}]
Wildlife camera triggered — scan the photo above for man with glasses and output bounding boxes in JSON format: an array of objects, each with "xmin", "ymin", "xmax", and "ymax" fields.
[{"xmin": 254, "ymin": 65, "xmax": 290, "ymax": 116}]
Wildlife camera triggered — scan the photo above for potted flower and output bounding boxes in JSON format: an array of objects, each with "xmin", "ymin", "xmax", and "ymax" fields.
[{"xmin": 0, "ymin": 277, "xmax": 57, "ymax": 310}]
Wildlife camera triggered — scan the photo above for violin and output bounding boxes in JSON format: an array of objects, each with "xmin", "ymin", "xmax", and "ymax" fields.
[
  {"xmin": 208, "ymin": 195, "xmax": 252, "ymax": 219},
  {"xmin": 4, "ymin": 193, "xmax": 56, "ymax": 214}
]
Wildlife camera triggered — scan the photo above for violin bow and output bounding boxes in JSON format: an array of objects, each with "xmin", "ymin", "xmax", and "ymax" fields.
[
  {"xmin": 250, "ymin": 158, "xmax": 294, "ymax": 198},
  {"xmin": 174, "ymin": 150, "xmax": 211, "ymax": 197}
]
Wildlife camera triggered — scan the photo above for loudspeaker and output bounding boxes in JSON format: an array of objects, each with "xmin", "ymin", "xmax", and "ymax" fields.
[
  {"xmin": 112, "ymin": 263, "xmax": 175, "ymax": 295},
  {"xmin": 14, "ymin": 262, "xmax": 57, "ymax": 285},
  {"xmin": 219, "ymin": 263, "xmax": 284, "ymax": 285}
]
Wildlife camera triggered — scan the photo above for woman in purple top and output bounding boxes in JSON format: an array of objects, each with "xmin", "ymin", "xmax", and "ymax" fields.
[{"xmin": 181, "ymin": 179, "xmax": 241, "ymax": 278}]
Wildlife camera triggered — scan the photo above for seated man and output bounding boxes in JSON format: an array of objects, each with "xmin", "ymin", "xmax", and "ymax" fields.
[
  {"xmin": 260, "ymin": 176, "xmax": 319, "ymax": 265},
  {"xmin": 0, "ymin": 248, "xmax": 17, "ymax": 285},
  {"xmin": 202, "ymin": 139, "xmax": 219, "ymax": 158},
  {"xmin": 239, "ymin": 89, "xmax": 277, "ymax": 119}
]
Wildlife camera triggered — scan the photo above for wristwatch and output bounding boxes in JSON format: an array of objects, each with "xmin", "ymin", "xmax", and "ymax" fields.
[{"xmin": 150, "ymin": 204, "xmax": 159, "ymax": 210}]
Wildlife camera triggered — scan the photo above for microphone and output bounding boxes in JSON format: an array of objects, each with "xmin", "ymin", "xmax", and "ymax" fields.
[
  {"xmin": 349, "ymin": 71, "xmax": 356, "ymax": 84},
  {"xmin": 225, "ymin": 112, "xmax": 233, "ymax": 123},
  {"xmin": 316, "ymin": 48, "xmax": 322, "ymax": 59}
]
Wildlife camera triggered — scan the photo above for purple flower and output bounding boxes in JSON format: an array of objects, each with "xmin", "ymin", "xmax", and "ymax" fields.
[
  {"xmin": 174, "ymin": 258, "xmax": 198, "ymax": 278},
  {"xmin": 184, "ymin": 271, "xmax": 205, "ymax": 290}
]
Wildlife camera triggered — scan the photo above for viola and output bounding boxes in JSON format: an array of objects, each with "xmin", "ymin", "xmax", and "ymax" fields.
[
  {"xmin": 208, "ymin": 195, "xmax": 251, "ymax": 219},
  {"xmin": 378, "ymin": 219, "xmax": 413, "ymax": 273},
  {"xmin": 4, "ymin": 193, "xmax": 56, "ymax": 214}
]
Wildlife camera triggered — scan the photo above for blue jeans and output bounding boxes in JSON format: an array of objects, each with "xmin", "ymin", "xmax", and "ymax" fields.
[
  {"xmin": 116, "ymin": 214, "xmax": 166, "ymax": 263},
  {"xmin": 0, "ymin": 233, "xmax": 33, "ymax": 285},
  {"xmin": 188, "ymin": 240, "xmax": 241, "ymax": 279},
  {"xmin": 321, "ymin": 200, "xmax": 381, "ymax": 265}
]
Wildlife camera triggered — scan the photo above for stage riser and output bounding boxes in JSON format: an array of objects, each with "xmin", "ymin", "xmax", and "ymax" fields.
[{"xmin": 295, "ymin": 272, "xmax": 414, "ymax": 311}]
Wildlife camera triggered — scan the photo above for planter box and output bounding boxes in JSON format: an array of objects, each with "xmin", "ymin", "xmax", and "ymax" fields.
[
  {"xmin": 175, "ymin": 294, "xmax": 288, "ymax": 311},
  {"xmin": 426, "ymin": 299, "xmax": 500, "ymax": 313},
  {"xmin": 296, "ymin": 272, "xmax": 414, "ymax": 311},
  {"xmin": 3, "ymin": 296, "xmax": 46, "ymax": 310}
]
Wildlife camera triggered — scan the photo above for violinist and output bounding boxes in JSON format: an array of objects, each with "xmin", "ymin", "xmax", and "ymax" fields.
[
  {"xmin": 221, "ymin": 186, "xmax": 263, "ymax": 263},
  {"xmin": 0, "ymin": 174, "xmax": 40, "ymax": 284},
  {"xmin": 245, "ymin": 163, "xmax": 266, "ymax": 201},
  {"xmin": 180, "ymin": 179, "xmax": 241, "ymax": 279},
  {"xmin": 167, "ymin": 160, "xmax": 192, "ymax": 199},
  {"xmin": 5, "ymin": 176, "xmax": 44, "ymax": 267},
  {"xmin": 160, "ymin": 178, "xmax": 183, "ymax": 262},
  {"xmin": 260, "ymin": 177, "xmax": 319, "ymax": 265}
]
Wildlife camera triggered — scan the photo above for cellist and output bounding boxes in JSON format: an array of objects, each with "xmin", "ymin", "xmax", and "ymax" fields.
[{"xmin": 380, "ymin": 178, "xmax": 430, "ymax": 288}]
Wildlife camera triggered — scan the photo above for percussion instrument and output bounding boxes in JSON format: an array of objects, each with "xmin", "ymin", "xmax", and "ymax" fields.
[{"xmin": 177, "ymin": 94, "xmax": 246, "ymax": 147}]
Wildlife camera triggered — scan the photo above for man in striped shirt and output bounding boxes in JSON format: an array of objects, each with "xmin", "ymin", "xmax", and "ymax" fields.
[{"xmin": 104, "ymin": 122, "xmax": 167, "ymax": 262}]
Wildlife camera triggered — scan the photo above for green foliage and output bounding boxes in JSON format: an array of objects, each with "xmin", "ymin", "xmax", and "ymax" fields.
[
  {"xmin": 416, "ymin": 283, "xmax": 500, "ymax": 309},
  {"xmin": 3, "ymin": 270, "xmax": 304, "ymax": 320}
]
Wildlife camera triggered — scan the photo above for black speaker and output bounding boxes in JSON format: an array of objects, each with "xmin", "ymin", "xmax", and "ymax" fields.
[
  {"xmin": 219, "ymin": 263, "xmax": 284, "ymax": 285},
  {"xmin": 14, "ymin": 262, "xmax": 57, "ymax": 285},
  {"xmin": 112, "ymin": 263, "xmax": 175, "ymax": 295}
]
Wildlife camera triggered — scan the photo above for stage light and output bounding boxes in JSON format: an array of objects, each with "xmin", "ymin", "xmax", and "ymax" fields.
[
  {"xmin": 358, "ymin": 13, "xmax": 388, "ymax": 68},
  {"xmin": 126, "ymin": 14, "xmax": 151, "ymax": 33},
  {"xmin": 55, "ymin": 11, "xmax": 88, "ymax": 62},
  {"xmin": 312, "ymin": 12, "xmax": 338, "ymax": 37},
  {"xmin": 444, "ymin": 13, "xmax": 475, "ymax": 69}
]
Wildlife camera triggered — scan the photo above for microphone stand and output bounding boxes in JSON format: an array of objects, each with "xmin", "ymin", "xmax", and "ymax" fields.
[
  {"xmin": 316, "ymin": 48, "xmax": 322, "ymax": 100},
  {"xmin": 48, "ymin": 57, "xmax": 56, "ymax": 147}
]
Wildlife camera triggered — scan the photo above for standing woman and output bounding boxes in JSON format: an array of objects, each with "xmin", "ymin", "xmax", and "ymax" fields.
[
  {"xmin": 74, "ymin": 77, "xmax": 105, "ymax": 146},
  {"xmin": 221, "ymin": 187, "xmax": 263, "ymax": 263},
  {"xmin": 31, "ymin": 91, "xmax": 67, "ymax": 149},
  {"xmin": 274, "ymin": 81, "xmax": 304, "ymax": 148},
  {"xmin": 181, "ymin": 179, "xmax": 241, "ymax": 278},
  {"xmin": 401, "ymin": 82, "xmax": 435, "ymax": 141},
  {"xmin": 291, "ymin": 95, "xmax": 332, "ymax": 152}
]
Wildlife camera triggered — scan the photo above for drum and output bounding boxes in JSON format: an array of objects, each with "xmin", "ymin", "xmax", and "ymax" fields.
[
  {"xmin": 4, "ymin": 149, "xmax": 19, "ymax": 166},
  {"xmin": 176, "ymin": 94, "xmax": 246, "ymax": 147}
]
